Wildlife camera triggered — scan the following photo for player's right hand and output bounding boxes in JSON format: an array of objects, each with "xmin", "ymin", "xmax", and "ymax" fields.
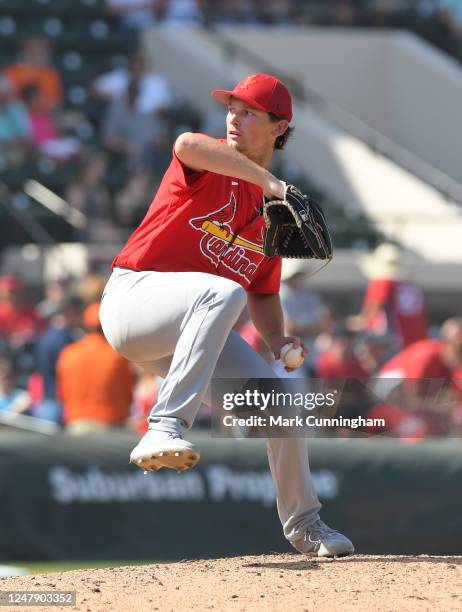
[{"xmin": 268, "ymin": 334, "xmax": 308, "ymax": 372}]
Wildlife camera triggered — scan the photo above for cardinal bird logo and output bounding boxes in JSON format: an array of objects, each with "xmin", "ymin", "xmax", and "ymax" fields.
[
  {"xmin": 190, "ymin": 192, "xmax": 237, "ymax": 236},
  {"xmin": 189, "ymin": 191, "xmax": 264, "ymax": 281}
]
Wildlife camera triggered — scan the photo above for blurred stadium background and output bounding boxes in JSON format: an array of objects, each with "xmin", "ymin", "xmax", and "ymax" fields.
[{"xmin": 1, "ymin": 0, "xmax": 462, "ymax": 568}]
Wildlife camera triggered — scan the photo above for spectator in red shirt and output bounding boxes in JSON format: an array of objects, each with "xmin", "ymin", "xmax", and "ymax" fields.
[
  {"xmin": 316, "ymin": 329, "xmax": 370, "ymax": 422},
  {"xmin": 379, "ymin": 326, "xmax": 462, "ymax": 381},
  {"xmin": 316, "ymin": 329, "xmax": 369, "ymax": 380},
  {"xmin": 371, "ymin": 318, "xmax": 462, "ymax": 437},
  {"xmin": 0, "ymin": 276, "xmax": 45, "ymax": 348},
  {"xmin": 350, "ymin": 243, "xmax": 428, "ymax": 349}
]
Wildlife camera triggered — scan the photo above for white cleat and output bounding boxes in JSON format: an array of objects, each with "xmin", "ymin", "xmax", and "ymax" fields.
[
  {"xmin": 130, "ymin": 428, "xmax": 200, "ymax": 473},
  {"xmin": 291, "ymin": 519, "xmax": 354, "ymax": 558}
]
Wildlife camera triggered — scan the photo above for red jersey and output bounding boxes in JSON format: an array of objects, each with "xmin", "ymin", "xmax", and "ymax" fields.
[
  {"xmin": 379, "ymin": 339, "xmax": 451, "ymax": 379},
  {"xmin": 363, "ymin": 278, "xmax": 427, "ymax": 347},
  {"xmin": 378, "ymin": 339, "xmax": 462, "ymax": 437},
  {"xmin": 316, "ymin": 351, "xmax": 368, "ymax": 379},
  {"xmin": 113, "ymin": 144, "xmax": 281, "ymax": 294},
  {"xmin": 0, "ymin": 301, "xmax": 45, "ymax": 343}
]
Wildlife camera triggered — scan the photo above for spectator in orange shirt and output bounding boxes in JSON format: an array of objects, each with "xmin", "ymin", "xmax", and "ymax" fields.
[
  {"xmin": 56, "ymin": 302, "xmax": 135, "ymax": 434},
  {"xmin": 3, "ymin": 37, "xmax": 63, "ymax": 112}
]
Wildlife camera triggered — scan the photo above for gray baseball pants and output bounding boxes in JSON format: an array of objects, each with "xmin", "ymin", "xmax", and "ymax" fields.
[{"xmin": 100, "ymin": 266, "xmax": 321, "ymax": 542}]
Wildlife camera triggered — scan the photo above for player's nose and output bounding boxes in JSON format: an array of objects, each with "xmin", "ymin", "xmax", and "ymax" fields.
[{"xmin": 229, "ymin": 112, "xmax": 240, "ymax": 127}]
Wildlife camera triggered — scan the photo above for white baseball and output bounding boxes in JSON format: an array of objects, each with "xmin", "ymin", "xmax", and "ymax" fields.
[{"xmin": 280, "ymin": 342, "xmax": 304, "ymax": 369}]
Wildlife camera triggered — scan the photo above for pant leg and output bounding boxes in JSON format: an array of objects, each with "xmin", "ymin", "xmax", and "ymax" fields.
[
  {"xmin": 213, "ymin": 330, "xmax": 321, "ymax": 542},
  {"xmin": 101, "ymin": 268, "xmax": 320, "ymax": 542},
  {"xmin": 134, "ymin": 330, "xmax": 321, "ymax": 543},
  {"xmin": 99, "ymin": 268, "xmax": 246, "ymax": 428}
]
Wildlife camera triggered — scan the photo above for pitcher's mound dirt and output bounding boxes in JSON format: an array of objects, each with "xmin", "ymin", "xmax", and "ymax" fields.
[{"xmin": 2, "ymin": 553, "xmax": 462, "ymax": 611}]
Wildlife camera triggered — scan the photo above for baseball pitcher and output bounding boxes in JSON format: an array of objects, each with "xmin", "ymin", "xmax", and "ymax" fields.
[{"xmin": 99, "ymin": 73, "xmax": 354, "ymax": 557}]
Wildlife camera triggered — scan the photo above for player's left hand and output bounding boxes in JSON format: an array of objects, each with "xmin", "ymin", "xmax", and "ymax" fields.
[{"xmin": 268, "ymin": 335, "xmax": 308, "ymax": 372}]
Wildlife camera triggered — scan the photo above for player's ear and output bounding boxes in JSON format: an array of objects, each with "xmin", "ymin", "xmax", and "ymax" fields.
[{"xmin": 272, "ymin": 119, "xmax": 289, "ymax": 139}]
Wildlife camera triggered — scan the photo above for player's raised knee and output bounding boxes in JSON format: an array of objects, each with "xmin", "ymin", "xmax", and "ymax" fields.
[{"xmin": 222, "ymin": 283, "xmax": 246, "ymax": 310}]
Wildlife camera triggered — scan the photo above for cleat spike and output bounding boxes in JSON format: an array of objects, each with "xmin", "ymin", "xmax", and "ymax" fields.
[
  {"xmin": 174, "ymin": 452, "xmax": 180, "ymax": 457},
  {"xmin": 144, "ymin": 470, "xmax": 148, "ymax": 475},
  {"xmin": 158, "ymin": 452, "xmax": 164, "ymax": 457},
  {"xmin": 137, "ymin": 459, "xmax": 143, "ymax": 464}
]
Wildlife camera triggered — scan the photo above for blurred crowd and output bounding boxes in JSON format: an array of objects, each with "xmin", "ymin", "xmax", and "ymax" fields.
[
  {"xmin": 237, "ymin": 246, "xmax": 462, "ymax": 441},
  {"xmin": 0, "ymin": 270, "xmax": 152, "ymax": 435},
  {"xmin": 108, "ymin": 1, "xmax": 462, "ymax": 60},
  {"xmin": 0, "ymin": 243, "xmax": 461, "ymax": 440},
  {"xmin": 0, "ymin": 29, "xmax": 371, "ymax": 250},
  {"xmin": 1, "ymin": 1, "xmax": 460, "ymax": 247},
  {"xmin": 107, "ymin": 0, "xmax": 462, "ymax": 62},
  {"xmin": 1, "ymin": 1, "xmax": 461, "ymax": 440},
  {"xmin": 0, "ymin": 31, "xmax": 200, "ymax": 245}
]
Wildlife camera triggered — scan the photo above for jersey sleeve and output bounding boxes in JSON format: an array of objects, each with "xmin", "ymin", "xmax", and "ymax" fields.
[
  {"xmin": 171, "ymin": 140, "xmax": 207, "ymax": 189},
  {"xmin": 246, "ymin": 257, "xmax": 282, "ymax": 294}
]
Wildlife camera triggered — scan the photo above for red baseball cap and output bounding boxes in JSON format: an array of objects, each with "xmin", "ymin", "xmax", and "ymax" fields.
[{"xmin": 211, "ymin": 73, "xmax": 293, "ymax": 122}]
